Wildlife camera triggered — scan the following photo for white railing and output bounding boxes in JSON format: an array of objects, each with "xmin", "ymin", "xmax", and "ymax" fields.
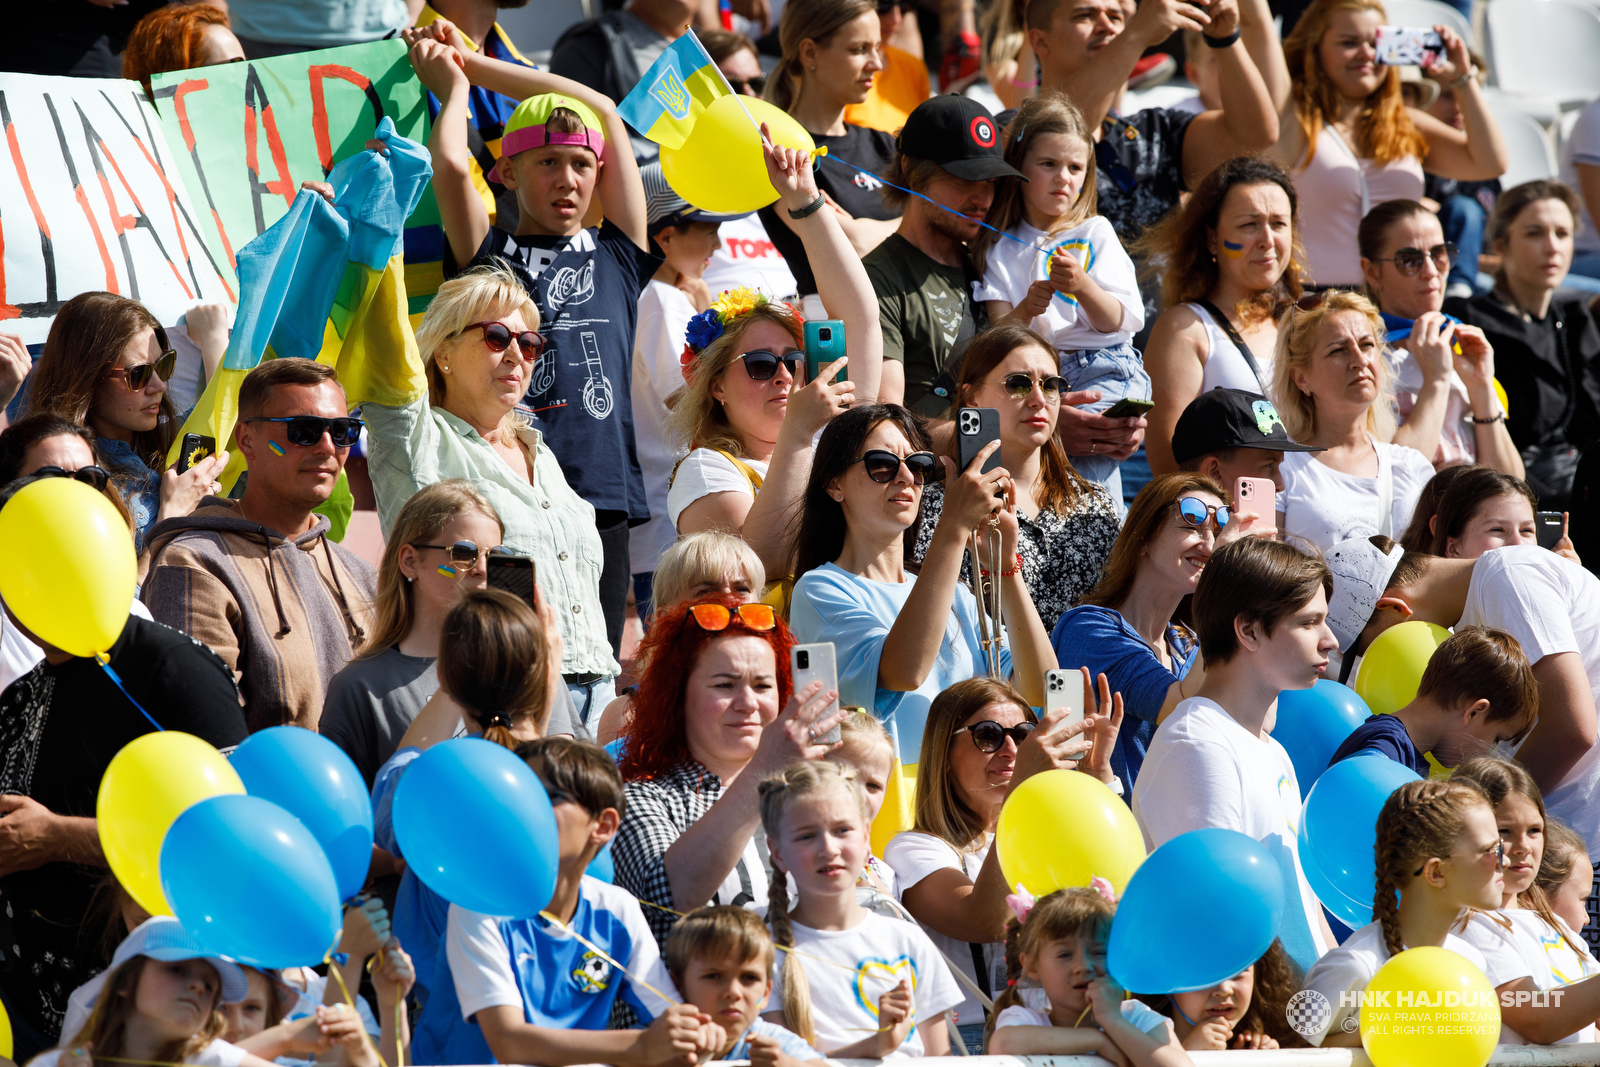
[{"xmin": 818, "ymin": 1049, "xmax": 1600, "ymax": 1066}]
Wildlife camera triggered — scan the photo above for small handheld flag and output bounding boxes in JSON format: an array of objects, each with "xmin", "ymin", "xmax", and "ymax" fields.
[{"xmin": 617, "ymin": 31, "xmax": 729, "ymax": 150}]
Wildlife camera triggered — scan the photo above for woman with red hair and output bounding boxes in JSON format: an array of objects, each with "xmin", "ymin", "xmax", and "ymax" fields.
[
  {"xmin": 122, "ymin": 2, "xmax": 245, "ymax": 100},
  {"xmin": 612, "ymin": 594, "xmax": 846, "ymax": 944}
]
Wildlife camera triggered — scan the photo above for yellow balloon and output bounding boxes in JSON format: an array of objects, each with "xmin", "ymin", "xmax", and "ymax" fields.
[
  {"xmin": 660, "ymin": 96, "xmax": 816, "ymax": 214},
  {"xmin": 1353, "ymin": 620, "xmax": 1452, "ymax": 715},
  {"xmin": 0, "ymin": 992, "xmax": 11, "ymax": 1060},
  {"xmin": 0, "ymin": 477, "xmax": 135, "ymax": 657},
  {"xmin": 97, "ymin": 732, "xmax": 245, "ymax": 916},
  {"xmin": 996, "ymin": 769, "xmax": 1146, "ymax": 896},
  {"xmin": 1361, "ymin": 946, "xmax": 1500, "ymax": 1067}
]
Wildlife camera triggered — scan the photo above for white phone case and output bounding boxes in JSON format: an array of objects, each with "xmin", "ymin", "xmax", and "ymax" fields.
[
  {"xmin": 1045, "ymin": 668, "xmax": 1086, "ymax": 760},
  {"xmin": 793, "ymin": 643, "xmax": 842, "ymax": 743}
]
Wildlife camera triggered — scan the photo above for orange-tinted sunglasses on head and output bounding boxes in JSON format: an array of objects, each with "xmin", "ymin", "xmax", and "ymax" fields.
[{"xmin": 687, "ymin": 603, "xmax": 777, "ymax": 632}]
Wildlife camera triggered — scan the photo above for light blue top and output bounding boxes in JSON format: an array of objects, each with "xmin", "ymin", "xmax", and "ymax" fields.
[
  {"xmin": 725, "ymin": 1019, "xmax": 823, "ymax": 1061},
  {"xmin": 790, "ymin": 562, "xmax": 1012, "ymax": 765},
  {"xmin": 228, "ymin": 0, "xmax": 409, "ymax": 45}
]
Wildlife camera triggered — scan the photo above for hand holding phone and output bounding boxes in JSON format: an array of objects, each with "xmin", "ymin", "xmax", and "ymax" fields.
[
  {"xmin": 1102, "ymin": 397, "xmax": 1155, "ymax": 420},
  {"xmin": 957, "ymin": 408, "xmax": 1003, "ymax": 475},
  {"xmin": 1231, "ymin": 476, "xmax": 1277, "ymax": 538},
  {"xmin": 1536, "ymin": 511, "xmax": 1565, "ymax": 551},
  {"xmin": 485, "ymin": 554, "xmax": 537, "ymax": 609},
  {"xmin": 804, "ymin": 319, "xmax": 846, "ymax": 385},
  {"xmin": 792, "ymin": 643, "xmax": 842, "ymax": 744},
  {"xmin": 1045, "ymin": 668, "xmax": 1087, "ymax": 760},
  {"xmin": 1375, "ymin": 25, "xmax": 1443, "ymax": 66},
  {"xmin": 176, "ymin": 433, "xmax": 219, "ymax": 474}
]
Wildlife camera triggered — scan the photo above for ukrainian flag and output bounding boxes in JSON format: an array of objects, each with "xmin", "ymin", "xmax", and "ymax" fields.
[
  {"xmin": 170, "ymin": 117, "xmax": 432, "ymax": 524},
  {"xmin": 617, "ymin": 31, "xmax": 728, "ymax": 150}
]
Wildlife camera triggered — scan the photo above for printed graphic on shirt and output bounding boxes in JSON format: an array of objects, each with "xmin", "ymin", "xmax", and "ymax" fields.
[
  {"xmin": 580, "ymin": 331, "xmax": 616, "ymax": 419},
  {"xmin": 854, "ymin": 955, "xmax": 919, "ymax": 1016},
  {"xmin": 928, "ymin": 289, "xmax": 964, "ymax": 347},
  {"xmin": 570, "ymin": 950, "xmax": 615, "ymax": 994},
  {"xmin": 1035, "ymin": 238, "xmax": 1095, "ymax": 308},
  {"xmin": 1278, "ymin": 774, "xmax": 1299, "ymax": 834}
]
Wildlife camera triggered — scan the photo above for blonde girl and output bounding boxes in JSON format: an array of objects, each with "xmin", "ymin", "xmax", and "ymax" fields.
[
  {"xmin": 1535, "ymin": 820, "xmax": 1595, "ymax": 946},
  {"xmin": 976, "ymin": 92, "xmax": 1147, "ymax": 504},
  {"xmin": 1299, "ymin": 779, "xmax": 1504, "ymax": 1046},
  {"xmin": 1452, "ymin": 758, "xmax": 1600, "ymax": 1044},
  {"xmin": 759, "ymin": 761, "xmax": 961, "ymax": 1056},
  {"xmin": 825, "ymin": 711, "xmax": 898, "ymax": 896},
  {"xmin": 984, "ymin": 888, "xmax": 1189, "ymax": 1066}
]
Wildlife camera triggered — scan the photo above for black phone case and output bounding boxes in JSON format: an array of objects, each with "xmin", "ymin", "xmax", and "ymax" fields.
[
  {"xmin": 957, "ymin": 408, "xmax": 1003, "ymax": 474},
  {"xmin": 176, "ymin": 434, "xmax": 218, "ymax": 474},
  {"xmin": 486, "ymin": 555, "xmax": 537, "ymax": 609},
  {"xmin": 1536, "ymin": 512, "xmax": 1565, "ymax": 551}
]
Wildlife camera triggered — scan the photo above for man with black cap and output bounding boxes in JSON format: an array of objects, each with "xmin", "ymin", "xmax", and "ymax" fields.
[
  {"xmin": 1171, "ymin": 387, "xmax": 1322, "ymax": 494},
  {"xmin": 862, "ymin": 95, "xmax": 1022, "ymax": 415}
]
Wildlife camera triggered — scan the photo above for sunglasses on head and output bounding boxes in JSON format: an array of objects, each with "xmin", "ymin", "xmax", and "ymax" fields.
[
  {"xmin": 998, "ymin": 372, "xmax": 1068, "ymax": 400},
  {"xmin": 243, "ymin": 415, "xmax": 364, "ymax": 448},
  {"xmin": 105, "ymin": 348, "xmax": 178, "ymax": 390},
  {"xmin": 33, "ymin": 465, "xmax": 110, "ymax": 492},
  {"xmin": 464, "ymin": 320, "xmax": 546, "ymax": 359},
  {"xmin": 851, "ymin": 449, "xmax": 943, "ymax": 484},
  {"xmin": 955, "ymin": 718, "xmax": 1037, "ymax": 752},
  {"xmin": 738, "ymin": 349, "xmax": 802, "ymax": 381},
  {"xmin": 687, "ymin": 602, "xmax": 777, "ymax": 632},
  {"xmin": 1176, "ymin": 495, "xmax": 1231, "ymax": 530},
  {"xmin": 410, "ymin": 540, "xmax": 502, "ymax": 572},
  {"xmin": 1374, "ymin": 242, "xmax": 1457, "ymax": 277}
]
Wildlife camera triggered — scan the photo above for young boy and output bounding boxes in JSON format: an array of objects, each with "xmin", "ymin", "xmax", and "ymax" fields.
[
  {"xmin": 1170, "ymin": 388, "xmax": 1323, "ymax": 495},
  {"xmin": 666, "ymin": 906, "xmax": 822, "ymax": 1067},
  {"xmin": 409, "ymin": 27, "xmax": 657, "ymax": 673},
  {"xmin": 413, "ymin": 738, "xmax": 722, "ymax": 1066},
  {"xmin": 1328, "ymin": 625, "xmax": 1539, "ymax": 774},
  {"xmin": 1132, "ymin": 537, "xmax": 1340, "ymax": 974}
]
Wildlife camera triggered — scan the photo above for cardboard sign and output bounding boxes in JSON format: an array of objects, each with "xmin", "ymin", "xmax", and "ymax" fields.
[
  {"xmin": 149, "ymin": 40, "xmax": 441, "ymax": 319},
  {"xmin": 0, "ymin": 74, "xmax": 237, "ymax": 343}
]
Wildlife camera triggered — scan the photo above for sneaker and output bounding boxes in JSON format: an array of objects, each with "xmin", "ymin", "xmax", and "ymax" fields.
[
  {"xmin": 940, "ymin": 30, "xmax": 982, "ymax": 92},
  {"xmin": 1445, "ymin": 281, "xmax": 1475, "ymax": 300},
  {"xmin": 1127, "ymin": 53, "xmax": 1176, "ymax": 91}
]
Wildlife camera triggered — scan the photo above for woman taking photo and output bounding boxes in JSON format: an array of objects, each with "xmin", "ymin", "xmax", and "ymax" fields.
[
  {"xmin": 612, "ymin": 595, "xmax": 846, "ymax": 944},
  {"xmin": 909, "ymin": 323, "xmax": 1119, "ymax": 631},
  {"xmin": 1411, "ymin": 465, "xmax": 1578, "ymax": 562},
  {"xmin": 26, "ymin": 291, "xmax": 228, "ymax": 550},
  {"xmin": 1272, "ymin": 290, "xmax": 1437, "ymax": 552},
  {"xmin": 758, "ymin": 0, "xmax": 899, "ymax": 300},
  {"xmin": 1273, "ymin": 0, "xmax": 1506, "ymax": 289},
  {"xmin": 668, "ymin": 136, "xmax": 883, "ymax": 579},
  {"xmin": 883, "ymin": 677, "xmax": 1121, "ymax": 1053},
  {"xmin": 1358, "ymin": 199, "xmax": 1521, "ymax": 476},
  {"xmin": 1142, "ymin": 158, "xmax": 1303, "ymax": 476},
  {"xmin": 1447, "ymin": 181, "xmax": 1600, "ymax": 510},
  {"xmin": 789, "ymin": 403, "xmax": 1058, "ymax": 767},
  {"xmin": 321, "ymin": 480, "xmax": 510, "ymax": 789}
]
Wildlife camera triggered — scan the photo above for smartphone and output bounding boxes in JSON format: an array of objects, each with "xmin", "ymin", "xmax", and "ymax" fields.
[
  {"xmin": 1536, "ymin": 511, "xmax": 1565, "ymax": 551},
  {"xmin": 1375, "ymin": 25, "xmax": 1443, "ymax": 66},
  {"xmin": 485, "ymin": 554, "xmax": 537, "ymax": 610},
  {"xmin": 792, "ymin": 643, "xmax": 842, "ymax": 744},
  {"xmin": 1045, "ymin": 669, "xmax": 1086, "ymax": 760},
  {"xmin": 176, "ymin": 433, "xmax": 218, "ymax": 474},
  {"xmin": 957, "ymin": 407, "xmax": 1003, "ymax": 475},
  {"xmin": 804, "ymin": 319, "xmax": 846, "ymax": 385},
  {"xmin": 1232, "ymin": 476, "xmax": 1277, "ymax": 537},
  {"xmin": 1102, "ymin": 397, "xmax": 1155, "ymax": 419}
]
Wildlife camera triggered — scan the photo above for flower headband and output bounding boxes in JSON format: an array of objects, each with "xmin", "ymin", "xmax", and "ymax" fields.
[
  {"xmin": 679, "ymin": 287, "xmax": 771, "ymax": 384},
  {"xmin": 1005, "ymin": 877, "xmax": 1117, "ymax": 925}
]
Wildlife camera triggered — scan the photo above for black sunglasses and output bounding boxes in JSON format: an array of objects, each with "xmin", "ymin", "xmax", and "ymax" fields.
[
  {"xmin": 955, "ymin": 719, "xmax": 1037, "ymax": 752},
  {"xmin": 106, "ymin": 349, "xmax": 178, "ymax": 390},
  {"xmin": 999, "ymin": 372, "xmax": 1068, "ymax": 400},
  {"xmin": 464, "ymin": 320, "xmax": 546, "ymax": 359},
  {"xmin": 411, "ymin": 540, "xmax": 498, "ymax": 572},
  {"xmin": 1374, "ymin": 242, "xmax": 1457, "ymax": 277},
  {"xmin": 739, "ymin": 349, "xmax": 802, "ymax": 381},
  {"xmin": 851, "ymin": 449, "xmax": 943, "ymax": 484},
  {"xmin": 34, "ymin": 465, "xmax": 110, "ymax": 492},
  {"xmin": 727, "ymin": 74, "xmax": 766, "ymax": 95},
  {"xmin": 243, "ymin": 415, "xmax": 364, "ymax": 448}
]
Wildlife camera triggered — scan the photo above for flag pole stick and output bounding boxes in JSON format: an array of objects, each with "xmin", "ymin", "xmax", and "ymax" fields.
[{"xmin": 689, "ymin": 27, "xmax": 772, "ymax": 147}]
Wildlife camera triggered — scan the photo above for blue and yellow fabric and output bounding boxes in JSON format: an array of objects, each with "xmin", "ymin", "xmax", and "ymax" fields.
[
  {"xmin": 169, "ymin": 117, "xmax": 433, "ymax": 530},
  {"xmin": 615, "ymin": 31, "xmax": 728, "ymax": 150}
]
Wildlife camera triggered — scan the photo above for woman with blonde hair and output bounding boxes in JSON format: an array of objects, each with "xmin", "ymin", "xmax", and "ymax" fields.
[
  {"xmin": 756, "ymin": 0, "xmax": 899, "ymax": 296},
  {"xmin": 1272, "ymin": 0, "xmax": 1506, "ymax": 288},
  {"xmin": 667, "ymin": 136, "xmax": 882, "ymax": 581},
  {"xmin": 979, "ymin": 0, "xmax": 1036, "ymax": 111},
  {"xmin": 364, "ymin": 262, "xmax": 614, "ymax": 733},
  {"xmin": 1271, "ymin": 290, "xmax": 1436, "ymax": 552}
]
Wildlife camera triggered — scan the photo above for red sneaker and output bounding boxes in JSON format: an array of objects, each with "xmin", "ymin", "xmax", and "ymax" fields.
[{"xmin": 940, "ymin": 30, "xmax": 982, "ymax": 92}]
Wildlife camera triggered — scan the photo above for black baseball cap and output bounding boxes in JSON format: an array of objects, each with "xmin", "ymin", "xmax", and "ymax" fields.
[
  {"xmin": 896, "ymin": 95, "xmax": 1025, "ymax": 182},
  {"xmin": 1170, "ymin": 388, "xmax": 1325, "ymax": 465}
]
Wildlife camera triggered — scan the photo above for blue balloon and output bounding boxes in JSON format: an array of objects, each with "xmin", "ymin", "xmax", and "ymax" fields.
[
  {"xmin": 586, "ymin": 840, "xmax": 615, "ymax": 884},
  {"xmin": 393, "ymin": 738, "xmax": 558, "ymax": 918},
  {"xmin": 1272, "ymin": 681, "xmax": 1371, "ymax": 800},
  {"xmin": 1108, "ymin": 828, "xmax": 1286, "ymax": 993},
  {"xmin": 230, "ymin": 726, "xmax": 374, "ymax": 901},
  {"xmin": 1297, "ymin": 818, "xmax": 1374, "ymax": 928},
  {"xmin": 1302, "ymin": 754, "xmax": 1420, "ymax": 915},
  {"xmin": 161, "ymin": 794, "xmax": 342, "ymax": 968}
]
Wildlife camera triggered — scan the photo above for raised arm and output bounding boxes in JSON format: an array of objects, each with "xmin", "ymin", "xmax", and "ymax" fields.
[
  {"xmin": 1239, "ymin": 0, "xmax": 1289, "ymax": 112},
  {"xmin": 1036, "ymin": 0, "xmax": 1207, "ymax": 130},
  {"xmin": 1180, "ymin": 0, "xmax": 1279, "ymax": 186},
  {"xmin": 408, "ymin": 39, "xmax": 488, "ymax": 270},
  {"xmin": 1410, "ymin": 28, "xmax": 1508, "ymax": 182}
]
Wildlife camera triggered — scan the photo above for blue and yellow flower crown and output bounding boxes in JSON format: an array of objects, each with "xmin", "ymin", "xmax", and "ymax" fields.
[{"xmin": 680, "ymin": 287, "xmax": 770, "ymax": 381}]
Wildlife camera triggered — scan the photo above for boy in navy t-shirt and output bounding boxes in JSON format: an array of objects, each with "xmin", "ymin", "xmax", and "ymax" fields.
[
  {"xmin": 411, "ymin": 29, "xmax": 657, "ymax": 664},
  {"xmin": 1328, "ymin": 626, "xmax": 1538, "ymax": 775},
  {"xmin": 413, "ymin": 738, "xmax": 724, "ymax": 1066}
]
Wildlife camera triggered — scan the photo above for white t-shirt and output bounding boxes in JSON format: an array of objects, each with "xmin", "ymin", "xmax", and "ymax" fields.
[
  {"xmin": 1299, "ymin": 921, "xmax": 1489, "ymax": 1046},
  {"xmin": 1276, "ymin": 440, "xmax": 1436, "ymax": 554},
  {"xmin": 975, "ymin": 216, "xmax": 1144, "ymax": 351},
  {"xmin": 629, "ymin": 279, "xmax": 694, "ymax": 574},
  {"xmin": 665, "ymin": 448, "xmax": 770, "ymax": 533},
  {"xmin": 767, "ymin": 911, "xmax": 963, "ymax": 1056},
  {"xmin": 993, "ymin": 998, "xmax": 1172, "ymax": 1037},
  {"xmin": 32, "ymin": 1041, "xmax": 247, "ymax": 1067},
  {"xmin": 1131, "ymin": 697, "xmax": 1329, "ymax": 973},
  {"xmin": 1561, "ymin": 98, "xmax": 1600, "ymax": 257},
  {"xmin": 881, "ymin": 831, "xmax": 999, "ymax": 1029},
  {"xmin": 0, "ymin": 597, "xmax": 153, "ymax": 696},
  {"xmin": 1457, "ymin": 909, "xmax": 1600, "ymax": 1044},
  {"xmin": 703, "ymin": 214, "xmax": 800, "ymax": 302},
  {"xmin": 1460, "ymin": 546, "xmax": 1600, "ymax": 853}
]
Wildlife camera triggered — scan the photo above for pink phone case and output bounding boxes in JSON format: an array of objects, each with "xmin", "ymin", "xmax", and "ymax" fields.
[{"xmin": 1232, "ymin": 477, "xmax": 1276, "ymax": 534}]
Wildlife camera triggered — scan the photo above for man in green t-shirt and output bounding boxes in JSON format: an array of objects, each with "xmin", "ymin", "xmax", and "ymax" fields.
[{"xmin": 863, "ymin": 95, "xmax": 1020, "ymax": 417}]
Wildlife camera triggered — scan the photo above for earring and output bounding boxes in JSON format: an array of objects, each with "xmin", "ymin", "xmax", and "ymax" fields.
[
  {"xmin": 406, "ymin": 575, "xmax": 413, "ymax": 584},
  {"xmin": 440, "ymin": 363, "xmax": 451, "ymax": 374},
  {"xmin": 809, "ymin": 65, "xmax": 816, "ymax": 72}
]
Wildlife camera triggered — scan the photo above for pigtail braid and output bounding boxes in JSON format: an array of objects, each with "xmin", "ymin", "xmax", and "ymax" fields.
[
  {"xmin": 1372, "ymin": 779, "xmax": 1491, "ymax": 958},
  {"xmin": 982, "ymin": 916, "xmax": 1027, "ymax": 1046},
  {"xmin": 767, "ymin": 871, "xmax": 815, "ymax": 1046}
]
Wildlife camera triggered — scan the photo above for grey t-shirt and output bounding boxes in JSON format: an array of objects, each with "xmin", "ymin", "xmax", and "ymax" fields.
[{"xmin": 320, "ymin": 647, "xmax": 438, "ymax": 789}]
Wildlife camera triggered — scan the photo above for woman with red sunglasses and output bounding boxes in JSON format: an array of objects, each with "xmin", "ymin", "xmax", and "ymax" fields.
[{"xmin": 612, "ymin": 594, "xmax": 847, "ymax": 946}]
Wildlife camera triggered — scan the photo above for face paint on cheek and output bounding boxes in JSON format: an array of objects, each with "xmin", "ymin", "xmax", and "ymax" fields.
[
  {"xmin": 1221, "ymin": 240, "xmax": 1245, "ymax": 258},
  {"xmin": 437, "ymin": 565, "xmax": 458, "ymax": 578},
  {"xmin": 267, "ymin": 440, "xmax": 286, "ymax": 457}
]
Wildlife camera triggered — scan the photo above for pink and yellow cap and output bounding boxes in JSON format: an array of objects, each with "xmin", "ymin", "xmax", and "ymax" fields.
[{"xmin": 488, "ymin": 93, "xmax": 607, "ymax": 182}]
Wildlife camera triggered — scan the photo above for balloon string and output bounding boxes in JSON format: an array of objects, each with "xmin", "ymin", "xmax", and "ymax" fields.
[
  {"xmin": 539, "ymin": 910, "xmax": 678, "ymax": 1004},
  {"xmin": 95, "ymin": 655, "xmax": 164, "ymax": 732},
  {"xmin": 324, "ymin": 950, "xmax": 390, "ymax": 1067},
  {"xmin": 370, "ymin": 948, "xmax": 407, "ymax": 1067},
  {"xmin": 635, "ymin": 898, "xmax": 883, "ymax": 976}
]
